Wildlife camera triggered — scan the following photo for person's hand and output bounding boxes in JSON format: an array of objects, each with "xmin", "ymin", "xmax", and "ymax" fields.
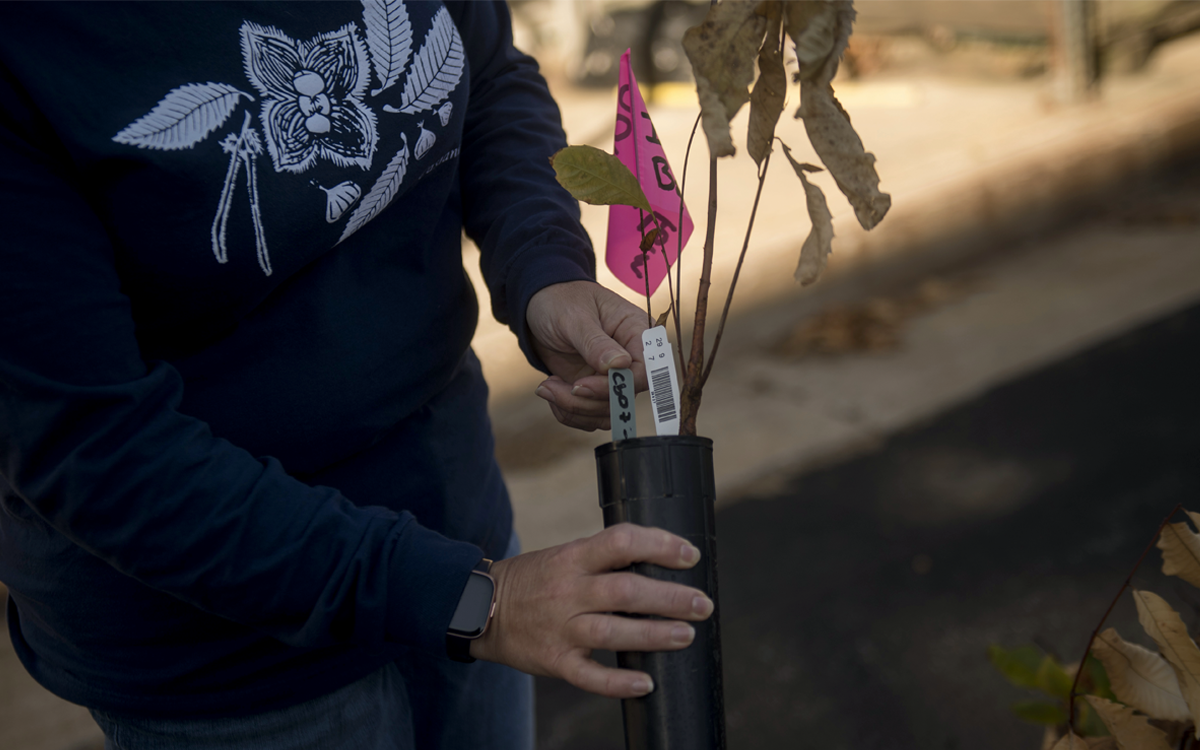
[
  {"xmin": 525, "ymin": 280, "xmax": 649, "ymax": 431},
  {"xmin": 469, "ymin": 523, "xmax": 713, "ymax": 698}
]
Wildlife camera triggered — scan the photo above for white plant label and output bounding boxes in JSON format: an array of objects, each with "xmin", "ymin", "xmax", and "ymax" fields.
[
  {"xmin": 608, "ymin": 367, "xmax": 636, "ymax": 442},
  {"xmin": 641, "ymin": 325, "xmax": 681, "ymax": 436}
]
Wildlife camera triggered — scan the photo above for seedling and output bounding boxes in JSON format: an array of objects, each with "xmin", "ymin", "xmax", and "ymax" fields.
[{"xmin": 552, "ymin": 0, "xmax": 890, "ymax": 435}]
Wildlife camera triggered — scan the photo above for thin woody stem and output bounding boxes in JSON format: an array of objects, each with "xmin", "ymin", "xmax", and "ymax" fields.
[
  {"xmin": 1067, "ymin": 503, "xmax": 1183, "ymax": 735},
  {"xmin": 701, "ymin": 149, "xmax": 771, "ymax": 387},
  {"xmin": 673, "ymin": 113, "xmax": 702, "ymax": 374},
  {"xmin": 680, "ymin": 156, "xmax": 717, "ymax": 436}
]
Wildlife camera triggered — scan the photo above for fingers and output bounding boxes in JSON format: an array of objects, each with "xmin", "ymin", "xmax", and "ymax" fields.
[
  {"xmin": 571, "ymin": 613, "xmax": 696, "ymax": 653},
  {"xmin": 576, "ymin": 523, "xmax": 702, "ymax": 573},
  {"xmin": 556, "ymin": 651, "xmax": 656, "ymax": 699},
  {"xmin": 582, "ymin": 571, "xmax": 713, "ymax": 623}
]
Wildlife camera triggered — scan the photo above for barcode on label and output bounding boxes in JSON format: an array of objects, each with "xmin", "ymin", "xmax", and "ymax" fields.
[{"xmin": 650, "ymin": 366, "xmax": 677, "ymax": 422}]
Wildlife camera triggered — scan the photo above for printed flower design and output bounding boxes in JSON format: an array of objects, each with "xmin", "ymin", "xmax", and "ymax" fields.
[{"xmin": 240, "ymin": 22, "xmax": 378, "ymax": 174}]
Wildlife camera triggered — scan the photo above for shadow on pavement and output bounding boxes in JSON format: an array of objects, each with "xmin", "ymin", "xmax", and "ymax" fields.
[{"xmin": 537, "ymin": 299, "xmax": 1200, "ymax": 750}]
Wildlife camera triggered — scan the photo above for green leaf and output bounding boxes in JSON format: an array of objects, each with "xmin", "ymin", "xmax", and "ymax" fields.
[
  {"xmin": 989, "ymin": 644, "xmax": 1044, "ymax": 690},
  {"xmin": 550, "ymin": 146, "xmax": 650, "ymax": 211},
  {"xmin": 1084, "ymin": 654, "xmax": 1118, "ymax": 702},
  {"xmin": 682, "ymin": 0, "xmax": 768, "ymax": 157},
  {"xmin": 1076, "ymin": 701, "xmax": 1111, "ymax": 738},
  {"xmin": 747, "ymin": 2, "xmax": 786, "ymax": 167},
  {"xmin": 1036, "ymin": 655, "xmax": 1076, "ymax": 699},
  {"xmin": 1012, "ymin": 701, "xmax": 1069, "ymax": 726}
]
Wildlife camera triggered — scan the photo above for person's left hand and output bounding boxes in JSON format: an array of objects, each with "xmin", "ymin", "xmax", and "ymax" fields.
[{"xmin": 525, "ymin": 280, "xmax": 649, "ymax": 431}]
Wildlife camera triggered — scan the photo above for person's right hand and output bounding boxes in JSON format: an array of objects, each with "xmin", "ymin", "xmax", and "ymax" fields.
[{"xmin": 468, "ymin": 523, "xmax": 713, "ymax": 699}]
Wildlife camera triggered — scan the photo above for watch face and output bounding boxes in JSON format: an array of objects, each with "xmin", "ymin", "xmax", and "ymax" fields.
[{"xmin": 448, "ymin": 571, "xmax": 495, "ymax": 639}]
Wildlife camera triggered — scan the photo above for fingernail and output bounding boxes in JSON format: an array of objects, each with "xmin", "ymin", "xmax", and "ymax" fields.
[
  {"xmin": 535, "ymin": 385, "xmax": 554, "ymax": 402},
  {"xmin": 692, "ymin": 596, "xmax": 713, "ymax": 618},
  {"xmin": 632, "ymin": 677, "xmax": 655, "ymax": 696},
  {"xmin": 680, "ymin": 543, "xmax": 700, "ymax": 564},
  {"xmin": 671, "ymin": 624, "xmax": 695, "ymax": 646},
  {"xmin": 601, "ymin": 351, "xmax": 624, "ymax": 369},
  {"xmin": 572, "ymin": 385, "xmax": 597, "ymax": 399}
]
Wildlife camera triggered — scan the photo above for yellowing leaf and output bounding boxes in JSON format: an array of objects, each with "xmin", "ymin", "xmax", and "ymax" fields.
[
  {"xmin": 1157, "ymin": 511, "xmax": 1200, "ymax": 588},
  {"xmin": 781, "ymin": 143, "xmax": 833, "ymax": 286},
  {"xmin": 1035, "ymin": 655, "xmax": 1075, "ymax": 700},
  {"xmin": 1084, "ymin": 696, "xmax": 1172, "ymax": 750},
  {"xmin": 550, "ymin": 146, "xmax": 651, "ymax": 212},
  {"xmin": 747, "ymin": 3, "xmax": 785, "ymax": 167},
  {"xmin": 1012, "ymin": 701, "xmax": 1069, "ymax": 726},
  {"xmin": 989, "ymin": 644, "xmax": 1045, "ymax": 689},
  {"xmin": 1133, "ymin": 589, "xmax": 1200, "ymax": 736},
  {"xmin": 683, "ymin": 0, "xmax": 768, "ymax": 157},
  {"xmin": 1091, "ymin": 627, "xmax": 1190, "ymax": 722}
]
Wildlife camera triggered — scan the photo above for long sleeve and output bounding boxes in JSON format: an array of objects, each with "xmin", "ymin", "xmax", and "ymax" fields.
[
  {"xmin": 449, "ymin": 1, "xmax": 598, "ymax": 371},
  {"xmin": 0, "ymin": 67, "xmax": 481, "ymax": 659}
]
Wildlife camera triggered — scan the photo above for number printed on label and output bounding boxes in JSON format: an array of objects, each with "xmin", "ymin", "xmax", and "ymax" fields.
[{"xmin": 641, "ymin": 326, "xmax": 680, "ymax": 436}]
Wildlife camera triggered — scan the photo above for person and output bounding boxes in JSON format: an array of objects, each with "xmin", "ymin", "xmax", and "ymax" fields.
[{"xmin": 0, "ymin": 2, "xmax": 711, "ymax": 748}]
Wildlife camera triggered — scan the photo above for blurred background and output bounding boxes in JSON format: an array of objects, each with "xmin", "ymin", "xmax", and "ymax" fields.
[{"xmin": 4, "ymin": 2, "xmax": 1200, "ymax": 749}]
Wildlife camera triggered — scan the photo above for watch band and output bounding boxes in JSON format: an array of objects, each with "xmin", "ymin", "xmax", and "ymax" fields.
[{"xmin": 446, "ymin": 558, "xmax": 495, "ymax": 664}]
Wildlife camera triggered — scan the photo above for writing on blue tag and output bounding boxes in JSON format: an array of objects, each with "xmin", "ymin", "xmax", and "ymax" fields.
[{"xmin": 608, "ymin": 367, "xmax": 636, "ymax": 442}]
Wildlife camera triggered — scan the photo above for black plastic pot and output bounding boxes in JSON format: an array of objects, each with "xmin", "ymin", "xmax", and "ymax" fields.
[{"xmin": 595, "ymin": 435, "xmax": 726, "ymax": 750}]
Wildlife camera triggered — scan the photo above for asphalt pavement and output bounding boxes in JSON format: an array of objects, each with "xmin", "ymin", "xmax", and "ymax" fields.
[{"xmin": 533, "ymin": 159, "xmax": 1200, "ymax": 750}]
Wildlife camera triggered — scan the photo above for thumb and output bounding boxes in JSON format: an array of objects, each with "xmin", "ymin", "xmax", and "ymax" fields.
[{"xmin": 567, "ymin": 309, "xmax": 632, "ymax": 375}]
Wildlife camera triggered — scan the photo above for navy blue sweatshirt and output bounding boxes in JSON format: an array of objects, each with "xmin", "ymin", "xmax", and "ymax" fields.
[{"xmin": 0, "ymin": 1, "xmax": 593, "ymax": 717}]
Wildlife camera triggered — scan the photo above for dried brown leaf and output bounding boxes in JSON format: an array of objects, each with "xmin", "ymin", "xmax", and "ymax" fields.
[
  {"xmin": 785, "ymin": 1, "xmax": 845, "ymax": 82},
  {"xmin": 1084, "ymin": 695, "xmax": 1173, "ymax": 750},
  {"xmin": 747, "ymin": 2, "xmax": 786, "ymax": 166},
  {"xmin": 1085, "ymin": 738, "xmax": 1118, "ymax": 750},
  {"xmin": 781, "ymin": 143, "xmax": 833, "ymax": 285},
  {"xmin": 1092, "ymin": 627, "xmax": 1190, "ymax": 722},
  {"xmin": 1133, "ymin": 589, "xmax": 1200, "ymax": 736},
  {"xmin": 655, "ymin": 308, "xmax": 671, "ymax": 328},
  {"xmin": 683, "ymin": 0, "xmax": 769, "ymax": 157},
  {"xmin": 1048, "ymin": 732, "xmax": 1089, "ymax": 750},
  {"xmin": 797, "ymin": 79, "xmax": 891, "ymax": 230},
  {"xmin": 1157, "ymin": 511, "xmax": 1200, "ymax": 588}
]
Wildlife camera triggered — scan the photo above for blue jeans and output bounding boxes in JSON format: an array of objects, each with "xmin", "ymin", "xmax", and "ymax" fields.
[{"xmin": 90, "ymin": 535, "xmax": 533, "ymax": 750}]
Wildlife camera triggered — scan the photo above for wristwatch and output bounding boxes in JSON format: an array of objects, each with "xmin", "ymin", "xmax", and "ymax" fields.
[{"xmin": 445, "ymin": 558, "xmax": 496, "ymax": 663}]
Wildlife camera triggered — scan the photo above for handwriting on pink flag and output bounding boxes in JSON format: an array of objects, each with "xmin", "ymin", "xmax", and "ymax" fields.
[{"xmin": 606, "ymin": 50, "xmax": 693, "ymax": 296}]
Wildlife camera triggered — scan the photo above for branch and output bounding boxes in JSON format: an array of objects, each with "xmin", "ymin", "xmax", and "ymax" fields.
[
  {"xmin": 680, "ymin": 156, "xmax": 717, "ymax": 436},
  {"xmin": 701, "ymin": 148, "xmax": 771, "ymax": 387},
  {"xmin": 1067, "ymin": 503, "xmax": 1183, "ymax": 734}
]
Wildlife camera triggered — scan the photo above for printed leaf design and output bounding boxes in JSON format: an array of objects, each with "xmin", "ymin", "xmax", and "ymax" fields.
[
  {"xmin": 781, "ymin": 143, "xmax": 833, "ymax": 286},
  {"xmin": 316, "ymin": 181, "xmax": 362, "ymax": 223},
  {"xmin": 682, "ymin": 0, "xmax": 768, "ymax": 157},
  {"xmin": 550, "ymin": 145, "xmax": 651, "ymax": 212},
  {"xmin": 1084, "ymin": 695, "xmax": 1173, "ymax": 750},
  {"xmin": 363, "ymin": 0, "xmax": 413, "ymax": 96},
  {"xmin": 1091, "ymin": 627, "xmax": 1190, "ymax": 722},
  {"xmin": 338, "ymin": 135, "xmax": 409, "ymax": 244},
  {"xmin": 1157, "ymin": 510, "xmax": 1200, "ymax": 588},
  {"xmin": 747, "ymin": 2, "xmax": 785, "ymax": 167},
  {"xmin": 113, "ymin": 83, "xmax": 251, "ymax": 151},
  {"xmin": 393, "ymin": 6, "xmax": 464, "ymax": 115},
  {"xmin": 1132, "ymin": 589, "xmax": 1200, "ymax": 736}
]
